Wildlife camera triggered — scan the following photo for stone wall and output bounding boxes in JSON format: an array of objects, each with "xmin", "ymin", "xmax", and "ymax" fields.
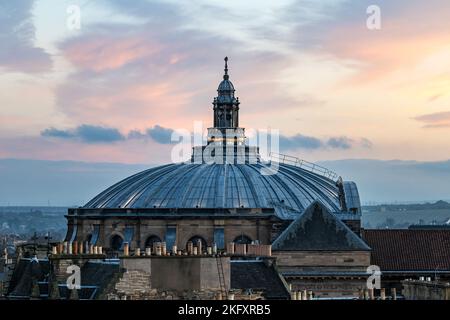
[
  {"xmin": 274, "ymin": 250, "xmax": 370, "ymax": 272},
  {"xmin": 402, "ymin": 280, "xmax": 450, "ymax": 300},
  {"xmin": 107, "ymin": 256, "xmax": 231, "ymax": 299},
  {"xmin": 275, "ymin": 250, "xmax": 370, "ymax": 298},
  {"xmin": 74, "ymin": 217, "xmax": 273, "ymax": 250},
  {"xmin": 114, "ymin": 270, "xmax": 152, "ymax": 298},
  {"xmin": 288, "ymin": 278, "xmax": 368, "ymax": 298}
]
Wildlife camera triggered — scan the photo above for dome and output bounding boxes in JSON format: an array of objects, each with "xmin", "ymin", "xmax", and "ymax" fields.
[
  {"xmin": 218, "ymin": 79, "xmax": 235, "ymax": 93},
  {"xmin": 83, "ymin": 162, "xmax": 343, "ymax": 220}
]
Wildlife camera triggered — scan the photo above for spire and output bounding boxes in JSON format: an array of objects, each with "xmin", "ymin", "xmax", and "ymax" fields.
[
  {"xmin": 223, "ymin": 56, "xmax": 229, "ymax": 80},
  {"xmin": 213, "ymin": 57, "xmax": 239, "ymax": 129}
]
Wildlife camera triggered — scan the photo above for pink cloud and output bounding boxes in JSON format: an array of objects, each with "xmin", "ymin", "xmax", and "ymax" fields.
[
  {"xmin": 415, "ymin": 111, "xmax": 450, "ymax": 128},
  {"xmin": 0, "ymin": 135, "xmax": 173, "ymax": 164},
  {"xmin": 62, "ymin": 35, "xmax": 163, "ymax": 72},
  {"xmin": 317, "ymin": 1, "xmax": 450, "ymax": 84}
]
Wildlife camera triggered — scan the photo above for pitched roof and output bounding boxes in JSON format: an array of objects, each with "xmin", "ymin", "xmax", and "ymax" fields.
[
  {"xmin": 272, "ymin": 201, "xmax": 370, "ymax": 251},
  {"xmin": 362, "ymin": 229, "xmax": 450, "ymax": 271},
  {"xmin": 7, "ymin": 259, "xmax": 120, "ymax": 299},
  {"xmin": 230, "ymin": 260, "xmax": 290, "ymax": 299},
  {"xmin": 7, "ymin": 258, "xmax": 49, "ymax": 297}
]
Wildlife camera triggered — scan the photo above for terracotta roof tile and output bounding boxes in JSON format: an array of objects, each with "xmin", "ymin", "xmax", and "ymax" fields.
[{"xmin": 362, "ymin": 229, "xmax": 450, "ymax": 271}]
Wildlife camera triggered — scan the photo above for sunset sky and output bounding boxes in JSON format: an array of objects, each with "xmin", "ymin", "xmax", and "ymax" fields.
[{"xmin": 1, "ymin": 0, "xmax": 450, "ymax": 165}]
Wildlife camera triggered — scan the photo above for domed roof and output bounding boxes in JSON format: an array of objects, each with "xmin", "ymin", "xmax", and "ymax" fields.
[
  {"xmin": 218, "ymin": 79, "xmax": 235, "ymax": 93},
  {"xmin": 84, "ymin": 162, "xmax": 343, "ymax": 220},
  {"xmin": 217, "ymin": 56, "xmax": 235, "ymax": 95}
]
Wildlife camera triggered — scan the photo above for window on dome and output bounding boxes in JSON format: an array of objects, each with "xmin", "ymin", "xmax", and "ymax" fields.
[
  {"xmin": 233, "ymin": 235, "xmax": 252, "ymax": 244},
  {"xmin": 110, "ymin": 234, "xmax": 123, "ymax": 251},
  {"xmin": 187, "ymin": 236, "xmax": 207, "ymax": 251},
  {"xmin": 145, "ymin": 235, "xmax": 162, "ymax": 248}
]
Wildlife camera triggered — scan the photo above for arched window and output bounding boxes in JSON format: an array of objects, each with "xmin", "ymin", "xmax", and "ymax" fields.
[
  {"xmin": 187, "ymin": 236, "xmax": 207, "ymax": 250},
  {"xmin": 233, "ymin": 235, "xmax": 252, "ymax": 244},
  {"xmin": 110, "ymin": 234, "xmax": 123, "ymax": 251},
  {"xmin": 145, "ymin": 235, "xmax": 162, "ymax": 248}
]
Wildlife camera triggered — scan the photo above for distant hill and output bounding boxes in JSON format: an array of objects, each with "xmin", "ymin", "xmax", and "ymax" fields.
[
  {"xmin": 363, "ymin": 200, "xmax": 450, "ymax": 212},
  {"xmin": 0, "ymin": 158, "xmax": 149, "ymax": 206},
  {"xmin": 318, "ymin": 159, "xmax": 450, "ymax": 204},
  {"xmin": 0, "ymin": 158, "xmax": 449, "ymax": 206}
]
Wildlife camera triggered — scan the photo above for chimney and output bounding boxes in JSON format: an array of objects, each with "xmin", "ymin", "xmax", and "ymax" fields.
[
  {"xmin": 73, "ymin": 241, "xmax": 78, "ymax": 255},
  {"xmin": 123, "ymin": 242, "xmax": 129, "ymax": 256},
  {"xmin": 391, "ymin": 288, "xmax": 397, "ymax": 300},
  {"xmin": 49, "ymin": 276, "xmax": 60, "ymax": 300},
  {"xmin": 368, "ymin": 288, "xmax": 374, "ymax": 300},
  {"xmin": 187, "ymin": 241, "xmax": 193, "ymax": 255},
  {"xmin": 380, "ymin": 288, "xmax": 386, "ymax": 300},
  {"xmin": 226, "ymin": 242, "xmax": 235, "ymax": 255},
  {"xmin": 30, "ymin": 279, "xmax": 41, "ymax": 300},
  {"xmin": 155, "ymin": 243, "xmax": 162, "ymax": 256},
  {"xmin": 302, "ymin": 290, "xmax": 307, "ymax": 300},
  {"xmin": 364, "ymin": 289, "xmax": 369, "ymax": 300},
  {"xmin": 69, "ymin": 288, "xmax": 79, "ymax": 300},
  {"xmin": 197, "ymin": 239, "xmax": 202, "ymax": 255}
]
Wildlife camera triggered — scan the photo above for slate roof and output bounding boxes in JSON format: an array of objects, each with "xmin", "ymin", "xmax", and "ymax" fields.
[
  {"xmin": 272, "ymin": 201, "xmax": 370, "ymax": 251},
  {"xmin": 7, "ymin": 258, "xmax": 49, "ymax": 297},
  {"xmin": 230, "ymin": 260, "xmax": 290, "ymax": 299},
  {"xmin": 362, "ymin": 229, "xmax": 450, "ymax": 272},
  {"xmin": 7, "ymin": 258, "xmax": 120, "ymax": 299}
]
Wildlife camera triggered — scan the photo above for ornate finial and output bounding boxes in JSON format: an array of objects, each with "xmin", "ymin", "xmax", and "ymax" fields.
[{"xmin": 224, "ymin": 56, "xmax": 229, "ymax": 79}]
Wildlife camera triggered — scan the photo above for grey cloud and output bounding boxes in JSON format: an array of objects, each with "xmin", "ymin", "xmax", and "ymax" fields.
[
  {"xmin": 326, "ymin": 136, "xmax": 353, "ymax": 149},
  {"xmin": 146, "ymin": 125, "xmax": 175, "ymax": 144},
  {"xmin": 0, "ymin": 0, "xmax": 52, "ymax": 73},
  {"xmin": 41, "ymin": 128, "xmax": 76, "ymax": 139},
  {"xmin": 279, "ymin": 134, "xmax": 373, "ymax": 151},
  {"xmin": 42, "ymin": 124, "xmax": 176, "ymax": 145},
  {"xmin": 41, "ymin": 125, "xmax": 125, "ymax": 143},
  {"xmin": 360, "ymin": 138, "xmax": 373, "ymax": 149},
  {"xmin": 279, "ymin": 134, "xmax": 323, "ymax": 150}
]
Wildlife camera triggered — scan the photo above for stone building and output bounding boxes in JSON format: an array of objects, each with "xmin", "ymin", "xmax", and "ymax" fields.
[
  {"xmin": 7, "ymin": 58, "xmax": 449, "ymax": 300},
  {"xmin": 65, "ymin": 57, "xmax": 363, "ymax": 256},
  {"xmin": 3, "ymin": 58, "xmax": 370, "ymax": 300}
]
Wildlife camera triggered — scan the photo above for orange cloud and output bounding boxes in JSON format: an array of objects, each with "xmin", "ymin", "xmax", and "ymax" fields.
[{"xmin": 324, "ymin": 23, "xmax": 450, "ymax": 84}]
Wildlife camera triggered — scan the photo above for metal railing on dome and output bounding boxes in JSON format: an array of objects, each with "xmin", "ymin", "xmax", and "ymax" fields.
[{"xmin": 268, "ymin": 152, "xmax": 340, "ymax": 182}]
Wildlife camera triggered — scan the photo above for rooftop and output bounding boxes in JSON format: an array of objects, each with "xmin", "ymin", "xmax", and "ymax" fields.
[{"xmin": 362, "ymin": 229, "xmax": 450, "ymax": 272}]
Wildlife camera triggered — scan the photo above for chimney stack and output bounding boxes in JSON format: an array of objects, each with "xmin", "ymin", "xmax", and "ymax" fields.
[{"xmin": 123, "ymin": 242, "xmax": 129, "ymax": 256}]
